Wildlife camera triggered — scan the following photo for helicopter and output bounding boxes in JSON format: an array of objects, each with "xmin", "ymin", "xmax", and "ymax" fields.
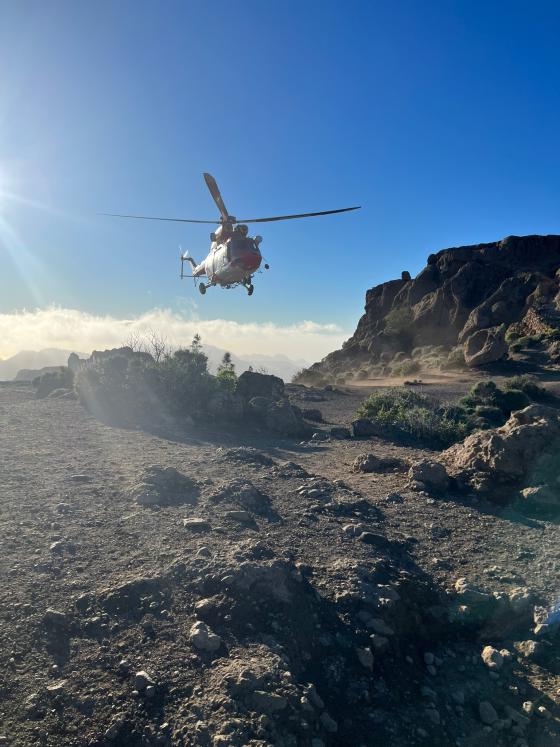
[{"xmin": 103, "ymin": 172, "xmax": 360, "ymax": 295}]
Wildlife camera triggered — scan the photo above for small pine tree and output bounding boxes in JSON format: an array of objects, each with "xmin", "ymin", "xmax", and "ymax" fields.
[
  {"xmin": 218, "ymin": 351, "xmax": 235, "ymax": 374},
  {"xmin": 216, "ymin": 351, "xmax": 237, "ymax": 391},
  {"xmin": 190, "ymin": 334, "xmax": 203, "ymax": 355}
]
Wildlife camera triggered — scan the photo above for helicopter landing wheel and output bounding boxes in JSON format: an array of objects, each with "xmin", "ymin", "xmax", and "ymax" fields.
[
  {"xmin": 199, "ymin": 283, "xmax": 206, "ymax": 295},
  {"xmin": 247, "ymin": 284, "xmax": 254, "ymax": 296}
]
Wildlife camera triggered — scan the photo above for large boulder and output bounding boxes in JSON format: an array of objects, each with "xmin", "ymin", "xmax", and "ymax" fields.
[
  {"xmin": 264, "ymin": 400, "xmax": 306, "ymax": 436},
  {"xmin": 443, "ymin": 404, "xmax": 560, "ymax": 496},
  {"xmin": 463, "ymin": 325, "xmax": 508, "ymax": 367},
  {"xmin": 207, "ymin": 390, "xmax": 244, "ymax": 421},
  {"xmin": 236, "ymin": 371, "xmax": 284, "ymax": 401},
  {"xmin": 408, "ymin": 459, "xmax": 450, "ymax": 492}
]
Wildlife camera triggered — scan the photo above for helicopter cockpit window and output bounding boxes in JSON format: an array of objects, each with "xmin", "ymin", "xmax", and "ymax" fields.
[{"xmin": 228, "ymin": 237, "xmax": 259, "ymax": 260}]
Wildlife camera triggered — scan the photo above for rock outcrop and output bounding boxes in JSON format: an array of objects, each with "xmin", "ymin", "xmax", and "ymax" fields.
[
  {"xmin": 301, "ymin": 235, "xmax": 560, "ymax": 379},
  {"xmin": 442, "ymin": 404, "xmax": 560, "ymax": 497}
]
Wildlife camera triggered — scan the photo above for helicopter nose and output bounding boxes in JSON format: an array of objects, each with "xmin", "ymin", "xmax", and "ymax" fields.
[{"xmin": 238, "ymin": 250, "xmax": 262, "ymax": 272}]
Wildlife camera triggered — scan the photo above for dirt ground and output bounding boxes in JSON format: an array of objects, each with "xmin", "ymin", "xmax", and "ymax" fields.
[{"xmin": 2, "ymin": 376, "xmax": 560, "ymax": 746}]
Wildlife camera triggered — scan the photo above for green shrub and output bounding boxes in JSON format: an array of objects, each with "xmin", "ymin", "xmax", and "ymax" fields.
[
  {"xmin": 216, "ymin": 352, "xmax": 237, "ymax": 392},
  {"xmin": 471, "ymin": 380, "xmax": 498, "ymax": 399},
  {"xmin": 33, "ymin": 368, "xmax": 74, "ymax": 398},
  {"xmin": 356, "ymin": 388, "xmax": 470, "ymax": 447},
  {"xmin": 392, "ymin": 359, "xmax": 421, "ymax": 376},
  {"xmin": 441, "ymin": 347, "xmax": 466, "ymax": 369},
  {"xmin": 505, "ymin": 328, "xmax": 521, "ymax": 343},
  {"xmin": 496, "ymin": 388, "xmax": 531, "ymax": 414},
  {"xmin": 74, "ymin": 338, "xmax": 222, "ymax": 425},
  {"xmin": 356, "ymin": 371, "xmax": 558, "ymax": 450},
  {"xmin": 459, "ymin": 378, "xmax": 542, "ymax": 419},
  {"xmin": 216, "ymin": 367, "xmax": 237, "ymax": 392},
  {"xmin": 503, "ymin": 375, "xmax": 549, "ymax": 401},
  {"xmin": 474, "ymin": 404, "xmax": 506, "ymax": 427}
]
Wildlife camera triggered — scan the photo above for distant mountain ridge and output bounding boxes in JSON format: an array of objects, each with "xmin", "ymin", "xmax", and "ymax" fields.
[
  {"xmin": 1, "ymin": 346, "xmax": 308, "ymax": 383},
  {"xmin": 0, "ymin": 349, "xmax": 86, "ymax": 381}
]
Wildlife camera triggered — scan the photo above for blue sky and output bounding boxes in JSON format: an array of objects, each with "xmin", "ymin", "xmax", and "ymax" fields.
[{"xmin": 1, "ymin": 0, "xmax": 559, "ymax": 357}]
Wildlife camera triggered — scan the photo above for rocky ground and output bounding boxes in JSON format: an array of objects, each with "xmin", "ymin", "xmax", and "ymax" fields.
[{"xmin": 2, "ymin": 377, "xmax": 560, "ymax": 746}]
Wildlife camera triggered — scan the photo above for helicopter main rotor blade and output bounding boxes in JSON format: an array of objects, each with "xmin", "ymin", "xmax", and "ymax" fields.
[
  {"xmin": 203, "ymin": 172, "xmax": 230, "ymax": 221},
  {"xmin": 99, "ymin": 212, "xmax": 219, "ymax": 224},
  {"xmin": 236, "ymin": 206, "xmax": 361, "ymax": 223}
]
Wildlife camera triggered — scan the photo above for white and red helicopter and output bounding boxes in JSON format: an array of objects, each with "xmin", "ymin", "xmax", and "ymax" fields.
[{"xmin": 104, "ymin": 173, "xmax": 360, "ymax": 296}]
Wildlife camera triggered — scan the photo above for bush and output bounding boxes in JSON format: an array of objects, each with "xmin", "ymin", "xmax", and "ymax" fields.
[
  {"xmin": 33, "ymin": 368, "xmax": 74, "ymax": 398},
  {"xmin": 503, "ymin": 375, "xmax": 550, "ymax": 401},
  {"xmin": 74, "ymin": 340, "xmax": 220, "ymax": 425},
  {"xmin": 391, "ymin": 359, "xmax": 421, "ymax": 376},
  {"xmin": 474, "ymin": 404, "xmax": 506, "ymax": 427},
  {"xmin": 216, "ymin": 352, "xmax": 237, "ymax": 392},
  {"xmin": 497, "ymin": 388, "xmax": 531, "ymax": 414},
  {"xmin": 355, "ymin": 388, "xmax": 470, "ymax": 447},
  {"xmin": 459, "ymin": 378, "xmax": 542, "ymax": 419},
  {"xmin": 443, "ymin": 347, "xmax": 466, "ymax": 369},
  {"xmin": 505, "ymin": 328, "xmax": 521, "ymax": 343}
]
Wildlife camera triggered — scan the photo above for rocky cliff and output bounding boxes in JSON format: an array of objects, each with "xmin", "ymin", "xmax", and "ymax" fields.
[{"xmin": 302, "ymin": 235, "xmax": 560, "ymax": 382}]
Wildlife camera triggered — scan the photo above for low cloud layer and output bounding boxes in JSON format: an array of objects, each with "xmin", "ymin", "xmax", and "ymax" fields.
[{"xmin": 0, "ymin": 307, "xmax": 348, "ymax": 363}]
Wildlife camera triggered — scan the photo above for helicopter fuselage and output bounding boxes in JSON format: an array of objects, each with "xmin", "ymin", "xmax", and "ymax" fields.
[
  {"xmin": 104, "ymin": 171, "xmax": 359, "ymax": 296},
  {"xmin": 192, "ymin": 234, "xmax": 262, "ymax": 287}
]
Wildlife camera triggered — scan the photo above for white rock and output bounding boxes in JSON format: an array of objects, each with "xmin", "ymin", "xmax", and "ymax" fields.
[
  {"xmin": 134, "ymin": 671, "xmax": 155, "ymax": 691},
  {"xmin": 189, "ymin": 621, "xmax": 222, "ymax": 652},
  {"xmin": 481, "ymin": 645, "xmax": 503, "ymax": 670},
  {"xmin": 522, "ymin": 701, "xmax": 534, "ymax": 716}
]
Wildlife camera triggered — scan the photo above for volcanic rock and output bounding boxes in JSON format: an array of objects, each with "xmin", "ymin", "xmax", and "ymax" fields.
[
  {"xmin": 443, "ymin": 405, "xmax": 560, "ymax": 496},
  {"xmin": 130, "ymin": 465, "xmax": 199, "ymax": 507},
  {"xmin": 299, "ymin": 235, "xmax": 560, "ymax": 378},
  {"xmin": 189, "ymin": 621, "xmax": 222, "ymax": 652},
  {"xmin": 408, "ymin": 459, "xmax": 450, "ymax": 492},
  {"xmin": 463, "ymin": 324, "xmax": 508, "ymax": 367}
]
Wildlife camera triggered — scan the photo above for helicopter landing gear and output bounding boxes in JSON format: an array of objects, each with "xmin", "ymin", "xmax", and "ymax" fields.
[
  {"xmin": 242, "ymin": 277, "xmax": 254, "ymax": 296},
  {"xmin": 198, "ymin": 283, "xmax": 206, "ymax": 295}
]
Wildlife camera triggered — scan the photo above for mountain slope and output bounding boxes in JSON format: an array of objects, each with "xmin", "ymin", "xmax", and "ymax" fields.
[{"xmin": 300, "ymin": 234, "xmax": 560, "ymax": 382}]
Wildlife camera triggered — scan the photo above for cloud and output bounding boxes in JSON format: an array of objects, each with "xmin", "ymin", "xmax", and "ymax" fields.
[{"xmin": 0, "ymin": 306, "xmax": 348, "ymax": 362}]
